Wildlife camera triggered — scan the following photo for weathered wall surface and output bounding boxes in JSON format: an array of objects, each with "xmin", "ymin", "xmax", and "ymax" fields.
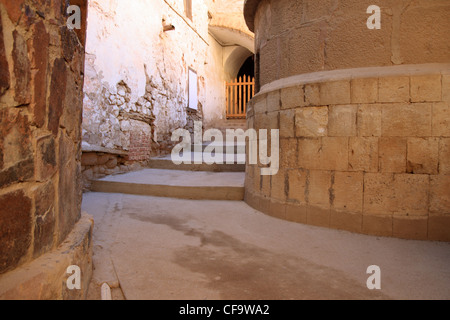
[
  {"xmin": 248, "ymin": 0, "xmax": 450, "ymax": 87},
  {"xmin": 244, "ymin": 0, "xmax": 450, "ymax": 241},
  {"xmin": 0, "ymin": 0, "xmax": 93, "ymax": 298},
  {"xmin": 82, "ymin": 0, "xmax": 228, "ymax": 156}
]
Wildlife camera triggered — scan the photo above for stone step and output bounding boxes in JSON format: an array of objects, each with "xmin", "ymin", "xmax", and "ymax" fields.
[
  {"xmin": 91, "ymin": 169, "xmax": 245, "ymax": 201},
  {"xmin": 148, "ymin": 155, "xmax": 246, "ymax": 172}
]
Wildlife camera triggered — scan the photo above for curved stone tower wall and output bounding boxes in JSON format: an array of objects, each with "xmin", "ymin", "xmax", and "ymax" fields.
[{"xmin": 244, "ymin": 0, "xmax": 450, "ymax": 241}]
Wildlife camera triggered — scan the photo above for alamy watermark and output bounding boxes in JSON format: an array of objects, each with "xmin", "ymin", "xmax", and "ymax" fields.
[
  {"xmin": 67, "ymin": 5, "xmax": 82, "ymax": 30},
  {"xmin": 66, "ymin": 265, "xmax": 81, "ymax": 290},
  {"xmin": 171, "ymin": 121, "xmax": 279, "ymax": 176}
]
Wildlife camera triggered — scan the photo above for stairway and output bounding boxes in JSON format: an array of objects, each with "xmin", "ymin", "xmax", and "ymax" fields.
[{"xmin": 91, "ymin": 120, "xmax": 247, "ymax": 201}]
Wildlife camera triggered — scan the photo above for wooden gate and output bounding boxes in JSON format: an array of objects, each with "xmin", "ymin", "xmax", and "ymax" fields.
[{"xmin": 226, "ymin": 76, "xmax": 255, "ymax": 119}]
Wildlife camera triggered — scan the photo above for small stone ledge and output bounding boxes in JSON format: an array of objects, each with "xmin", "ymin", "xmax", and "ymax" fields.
[
  {"xmin": 82, "ymin": 144, "xmax": 128, "ymax": 156},
  {"xmin": 257, "ymin": 63, "xmax": 450, "ymax": 97},
  {"xmin": 0, "ymin": 213, "xmax": 94, "ymax": 300}
]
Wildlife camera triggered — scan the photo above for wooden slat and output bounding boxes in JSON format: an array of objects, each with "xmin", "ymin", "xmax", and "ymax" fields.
[{"xmin": 226, "ymin": 76, "xmax": 255, "ymax": 119}]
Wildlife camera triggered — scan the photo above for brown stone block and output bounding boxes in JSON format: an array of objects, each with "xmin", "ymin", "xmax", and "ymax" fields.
[
  {"xmin": 307, "ymin": 206, "xmax": 330, "ymax": 228},
  {"xmin": 33, "ymin": 181, "xmax": 56, "ymax": 258},
  {"xmin": 279, "ymin": 109, "xmax": 295, "ymax": 138},
  {"xmin": 252, "ymin": 166, "xmax": 260, "ymax": 193},
  {"xmin": 28, "ymin": 21, "xmax": 50, "ymax": 128},
  {"xmin": 430, "ymin": 175, "xmax": 450, "ymax": 215},
  {"xmin": 260, "ymin": 174, "xmax": 271, "ymax": 197},
  {"xmin": 304, "ymin": 83, "xmax": 320, "ymax": 106},
  {"xmin": 363, "ymin": 173, "xmax": 397, "ymax": 215},
  {"xmin": 393, "ymin": 216, "xmax": 428, "ymax": 241},
  {"xmin": 333, "ymin": 171, "xmax": 363, "ymax": 213},
  {"xmin": 36, "ymin": 135, "xmax": 57, "ymax": 181},
  {"xmin": 320, "ymin": 80, "xmax": 351, "ymax": 105},
  {"xmin": 244, "ymin": 191, "xmax": 260, "ymax": 210},
  {"xmin": 428, "ymin": 216, "xmax": 450, "ymax": 242},
  {"xmin": 0, "ymin": 109, "xmax": 32, "ymax": 170},
  {"xmin": 411, "ymin": 74, "xmax": 442, "ymax": 102},
  {"xmin": 432, "ymin": 102, "xmax": 450, "ymax": 137},
  {"xmin": 349, "ymin": 137, "xmax": 379, "ymax": 172},
  {"xmin": 286, "ymin": 203, "xmax": 307, "ymax": 224},
  {"xmin": 443, "ymin": 75, "xmax": 450, "ymax": 103},
  {"xmin": 0, "ymin": 0, "xmax": 24, "ymax": 24},
  {"xmin": 0, "ymin": 158, "xmax": 34, "ymax": 188},
  {"xmin": 379, "ymin": 137, "xmax": 407, "ymax": 173},
  {"xmin": 253, "ymin": 94, "xmax": 267, "ymax": 114},
  {"xmin": 0, "ymin": 13, "xmax": 10, "ymax": 97},
  {"xmin": 362, "ymin": 215, "xmax": 393, "ymax": 237},
  {"xmin": 298, "ymin": 137, "xmax": 349, "ymax": 171},
  {"xmin": 12, "ymin": 30, "xmax": 31, "ymax": 106},
  {"xmin": 439, "ymin": 138, "xmax": 450, "ymax": 175},
  {"xmin": 0, "ymin": 190, "xmax": 32, "ymax": 274},
  {"xmin": 266, "ymin": 90, "xmax": 280, "ymax": 113},
  {"xmin": 280, "ymin": 138, "xmax": 297, "ymax": 169},
  {"xmin": 328, "ymin": 105, "xmax": 357, "ymax": 137},
  {"xmin": 295, "ymin": 106, "xmax": 328, "ymax": 137},
  {"xmin": 357, "ymin": 104, "xmax": 382, "ymax": 137},
  {"xmin": 287, "ymin": 23, "xmax": 324, "ymax": 76},
  {"xmin": 268, "ymin": 199, "xmax": 287, "ymax": 220},
  {"xmin": 407, "ymin": 138, "xmax": 439, "ymax": 175},
  {"xmin": 382, "ymin": 103, "xmax": 432, "ymax": 137},
  {"xmin": 330, "ymin": 210, "xmax": 362, "ymax": 233},
  {"xmin": 271, "ymin": 169, "xmax": 287, "ymax": 201},
  {"xmin": 364, "ymin": 173, "xmax": 429, "ymax": 216},
  {"xmin": 379, "ymin": 76, "xmax": 410, "ymax": 103},
  {"xmin": 48, "ymin": 58, "xmax": 68, "ymax": 135},
  {"xmin": 287, "ymin": 169, "xmax": 307, "ymax": 204},
  {"xmin": 281, "ymin": 86, "xmax": 304, "ymax": 109},
  {"xmin": 351, "ymin": 78, "xmax": 378, "ymax": 104},
  {"xmin": 308, "ymin": 170, "xmax": 332, "ymax": 208}
]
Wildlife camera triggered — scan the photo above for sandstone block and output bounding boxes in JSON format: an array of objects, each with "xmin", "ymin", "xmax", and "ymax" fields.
[
  {"xmin": 351, "ymin": 78, "xmax": 378, "ymax": 103},
  {"xmin": 382, "ymin": 103, "xmax": 432, "ymax": 137},
  {"xmin": 295, "ymin": 107, "xmax": 328, "ymax": 137},
  {"xmin": 320, "ymin": 80, "xmax": 351, "ymax": 105},
  {"xmin": 307, "ymin": 170, "xmax": 332, "ymax": 208},
  {"xmin": 307, "ymin": 206, "xmax": 330, "ymax": 228},
  {"xmin": 362, "ymin": 215, "xmax": 393, "ymax": 237},
  {"xmin": 349, "ymin": 137, "xmax": 379, "ymax": 172},
  {"xmin": 253, "ymin": 94, "xmax": 267, "ymax": 114},
  {"xmin": 357, "ymin": 104, "xmax": 382, "ymax": 137},
  {"xmin": 304, "ymin": 83, "xmax": 320, "ymax": 106},
  {"xmin": 328, "ymin": 105, "xmax": 357, "ymax": 137},
  {"xmin": 378, "ymin": 137, "xmax": 407, "ymax": 173},
  {"xmin": 439, "ymin": 138, "xmax": 450, "ymax": 175},
  {"xmin": 280, "ymin": 138, "xmax": 297, "ymax": 168},
  {"xmin": 268, "ymin": 199, "xmax": 287, "ymax": 220},
  {"xmin": 330, "ymin": 211, "xmax": 362, "ymax": 233},
  {"xmin": 288, "ymin": 169, "xmax": 307, "ymax": 204},
  {"xmin": 407, "ymin": 138, "xmax": 439, "ymax": 174},
  {"xmin": 332, "ymin": 171, "xmax": 363, "ymax": 213},
  {"xmin": 36, "ymin": 135, "xmax": 57, "ymax": 181},
  {"xmin": 430, "ymin": 175, "xmax": 450, "ymax": 214},
  {"xmin": 267, "ymin": 90, "xmax": 280, "ymax": 112},
  {"xmin": 281, "ymin": 86, "xmax": 304, "ymax": 109},
  {"xmin": 271, "ymin": 169, "xmax": 287, "ymax": 201},
  {"xmin": 432, "ymin": 102, "xmax": 450, "ymax": 137},
  {"xmin": 286, "ymin": 203, "xmax": 307, "ymax": 224},
  {"xmin": 411, "ymin": 74, "xmax": 442, "ymax": 102},
  {"xmin": 298, "ymin": 137, "xmax": 349, "ymax": 171},
  {"xmin": 443, "ymin": 75, "xmax": 450, "ymax": 102},
  {"xmin": 279, "ymin": 109, "xmax": 295, "ymax": 138},
  {"xmin": 428, "ymin": 216, "xmax": 450, "ymax": 242},
  {"xmin": 0, "ymin": 13, "xmax": 9, "ymax": 97},
  {"xmin": 393, "ymin": 216, "xmax": 428, "ymax": 240},
  {"xmin": 379, "ymin": 76, "xmax": 410, "ymax": 103},
  {"xmin": 48, "ymin": 58, "xmax": 68, "ymax": 136}
]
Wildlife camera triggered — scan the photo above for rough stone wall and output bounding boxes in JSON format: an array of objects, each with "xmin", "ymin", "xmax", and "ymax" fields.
[
  {"xmin": 250, "ymin": 0, "xmax": 450, "ymax": 88},
  {"xmin": 0, "ymin": 0, "xmax": 91, "ymax": 293},
  {"xmin": 82, "ymin": 0, "xmax": 217, "ymax": 160},
  {"xmin": 244, "ymin": 0, "xmax": 450, "ymax": 241}
]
